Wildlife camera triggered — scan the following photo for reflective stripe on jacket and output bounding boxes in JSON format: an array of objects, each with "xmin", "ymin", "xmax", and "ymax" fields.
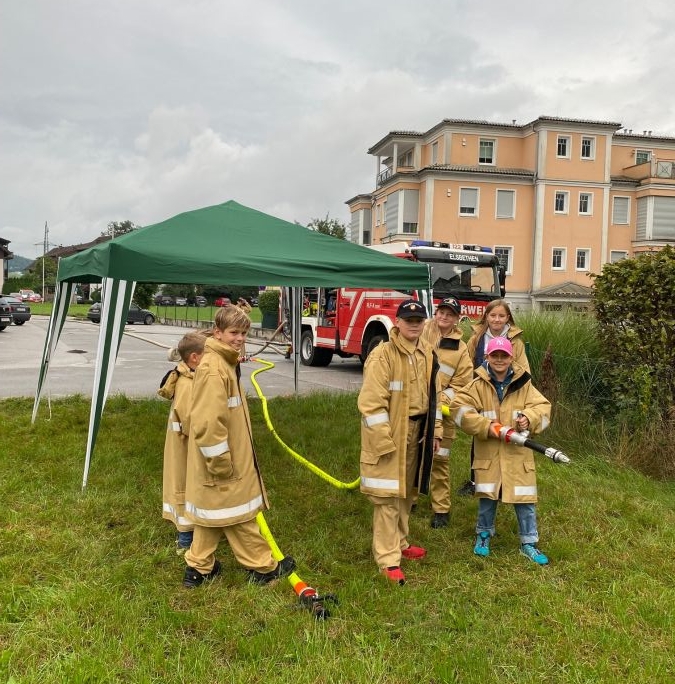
[
  {"xmin": 185, "ymin": 337, "xmax": 269, "ymax": 526},
  {"xmin": 449, "ymin": 364, "xmax": 550, "ymax": 503},
  {"xmin": 158, "ymin": 361, "xmax": 195, "ymax": 531},
  {"xmin": 358, "ymin": 328, "xmax": 442, "ymax": 498},
  {"xmin": 422, "ymin": 321, "xmax": 473, "ymax": 446}
]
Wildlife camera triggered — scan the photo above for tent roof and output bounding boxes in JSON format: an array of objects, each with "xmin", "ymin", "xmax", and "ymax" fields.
[{"xmin": 57, "ymin": 200, "xmax": 429, "ymax": 289}]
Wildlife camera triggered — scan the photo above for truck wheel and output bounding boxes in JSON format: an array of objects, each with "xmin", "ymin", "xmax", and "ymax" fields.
[
  {"xmin": 300, "ymin": 330, "xmax": 333, "ymax": 367},
  {"xmin": 360, "ymin": 334, "xmax": 387, "ymax": 364}
]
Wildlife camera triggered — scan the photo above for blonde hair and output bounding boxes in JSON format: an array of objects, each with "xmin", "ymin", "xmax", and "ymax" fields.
[
  {"xmin": 214, "ymin": 305, "xmax": 251, "ymax": 332},
  {"xmin": 167, "ymin": 328, "xmax": 212, "ymax": 362},
  {"xmin": 474, "ymin": 299, "xmax": 515, "ymax": 335},
  {"xmin": 176, "ymin": 331, "xmax": 208, "ymax": 362}
]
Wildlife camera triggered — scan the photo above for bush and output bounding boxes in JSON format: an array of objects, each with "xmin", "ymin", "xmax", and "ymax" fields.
[
  {"xmin": 592, "ymin": 246, "xmax": 675, "ymax": 425},
  {"xmin": 257, "ymin": 289, "xmax": 280, "ymax": 314}
]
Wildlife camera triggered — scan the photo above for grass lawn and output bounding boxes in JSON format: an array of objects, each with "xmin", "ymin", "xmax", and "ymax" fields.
[
  {"xmin": 2, "ymin": 390, "xmax": 674, "ymax": 683},
  {"xmin": 30, "ymin": 302, "xmax": 262, "ymax": 324}
]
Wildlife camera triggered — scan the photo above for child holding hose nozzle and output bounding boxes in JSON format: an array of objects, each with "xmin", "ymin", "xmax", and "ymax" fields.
[{"xmin": 448, "ymin": 336, "xmax": 552, "ymax": 565}]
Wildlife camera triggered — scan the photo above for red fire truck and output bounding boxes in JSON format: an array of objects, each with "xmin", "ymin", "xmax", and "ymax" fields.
[{"xmin": 285, "ymin": 240, "xmax": 505, "ymax": 367}]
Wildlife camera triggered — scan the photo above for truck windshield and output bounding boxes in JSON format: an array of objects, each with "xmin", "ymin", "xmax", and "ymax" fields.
[{"xmin": 425, "ymin": 261, "xmax": 500, "ymax": 300}]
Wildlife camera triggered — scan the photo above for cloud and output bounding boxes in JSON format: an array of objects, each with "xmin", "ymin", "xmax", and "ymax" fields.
[{"xmin": 2, "ymin": 0, "xmax": 675, "ymax": 260}]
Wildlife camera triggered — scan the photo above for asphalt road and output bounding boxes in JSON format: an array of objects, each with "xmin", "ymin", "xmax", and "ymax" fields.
[{"xmin": 0, "ymin": 316, "xmax": 364, "ymax": 400}]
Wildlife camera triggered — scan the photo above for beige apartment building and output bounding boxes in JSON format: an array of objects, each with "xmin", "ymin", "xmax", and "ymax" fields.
[{"xmin": 346, "ymin": 116, "xmax": 675, "ymax": 310}]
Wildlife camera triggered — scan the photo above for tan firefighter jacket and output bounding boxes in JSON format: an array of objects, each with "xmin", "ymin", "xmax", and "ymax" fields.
[
  {"xmin": 184, "ymin": 337, "xmax": 269, "ymax": 527},
  {"xmin": 422, "ymin": 321, "xmax": 473, "ymax": 448},
  {"xmin": 466, "ymin": 324, "xmax": 530, "ymax": 372},
  {"xmin": 358, "ymin": 328, "xmax": 443, "ymax": 498},
  {"xmin": 158, "ymin": 361, "xmax": 195, "ymax": 531},
  {"xmin": 449, "ymin": 363, "xmax": 551, "ymax": 503}
]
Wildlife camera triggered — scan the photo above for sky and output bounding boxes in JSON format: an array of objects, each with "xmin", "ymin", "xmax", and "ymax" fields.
[{"xmin": 2, "ymin": 0, "xmax": 675, "ymax": 260}]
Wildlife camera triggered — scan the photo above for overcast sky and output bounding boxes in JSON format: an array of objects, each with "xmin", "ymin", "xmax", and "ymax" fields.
[{"xmin": 2, "ymin": 0, "xmax": 674, "ymax": 260}]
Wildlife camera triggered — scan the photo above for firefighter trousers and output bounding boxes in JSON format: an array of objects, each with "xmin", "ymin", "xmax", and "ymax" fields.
[
  {"xmin": 185, "ymin": 518, "xmax": 276, "ymax": 575},
  {"xmin": 367, "ymin": 420, "xmax": 421, "ymax": 569}
]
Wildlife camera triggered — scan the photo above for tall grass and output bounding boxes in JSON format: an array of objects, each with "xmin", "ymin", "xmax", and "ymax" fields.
[{"xmin": 2, "ymin": 392, "xmax": 675, "ymax": 683}]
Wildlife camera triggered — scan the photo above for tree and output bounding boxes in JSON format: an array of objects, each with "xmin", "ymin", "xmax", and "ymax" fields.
[
  {"xmin": 102, "ymin": 220, "xmax": 138, "ymax": 238},
  {"xmin": 307, "ymin": 214, "xmax": 347, "ymax": 240},
  {"xmin": 134, "ymin": 283, "xmax": 155, "ymax": 309}
]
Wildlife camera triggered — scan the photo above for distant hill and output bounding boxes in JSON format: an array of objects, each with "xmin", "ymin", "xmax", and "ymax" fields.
[{"xmin": 8, "ymin": 255, "xmax": 33, "ymax": 272}]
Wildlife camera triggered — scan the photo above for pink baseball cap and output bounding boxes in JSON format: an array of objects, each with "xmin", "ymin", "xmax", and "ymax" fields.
[{"xmin": 486, "ymin": 336, "xmax": 513, "ymax": 357}]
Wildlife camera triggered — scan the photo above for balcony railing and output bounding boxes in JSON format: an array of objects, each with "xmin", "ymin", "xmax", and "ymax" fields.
[
  {"xmin": 377, "ymin": 168, "xmax": 392, "ymax": 186},
  {"xmin": 655, "ymin": 160, "xmax": 675, "ymax": 179},
  {"xmin": 623, "ymin": 158, "xmax": 675, "ymax": 181}
]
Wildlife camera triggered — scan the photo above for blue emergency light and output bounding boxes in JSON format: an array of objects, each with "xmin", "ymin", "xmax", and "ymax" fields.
[{"xmin": 410, "ymin": 240, "xmax": 493, "ymax": 253}]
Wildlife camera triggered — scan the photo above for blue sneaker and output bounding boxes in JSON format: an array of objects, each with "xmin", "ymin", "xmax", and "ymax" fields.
[
  {"xmin": 473, "ymin": 531, "xmax": 491, "ymax": 557},
  {"xmin": 520, "ymin": 543, "xmax": 549, "ymax": 565}
]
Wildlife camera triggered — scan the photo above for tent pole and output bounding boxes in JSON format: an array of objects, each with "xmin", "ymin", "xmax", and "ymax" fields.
[{"xmin": 292, "ymin": 287, "xmax": 302, "ymax": 393}]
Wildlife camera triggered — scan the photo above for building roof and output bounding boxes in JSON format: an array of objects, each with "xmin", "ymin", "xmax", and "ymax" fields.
[
  {"xmin": 46, "ymin": 235, "xmax": 111, "ymax": 259},
  {"xmin": 345, "ymin": 193, "xmax": 373, "ymax": 206},
  {"xmin": 532, "ymin": 281, "xmax": 593, "ymax": 298},
  {"xmin": 368, "ymin": 115, "xmax": 626, "ymax": 155},
  {"xmin": 424, "ymin": 164, "xmax": 535, "ymax": 178}
]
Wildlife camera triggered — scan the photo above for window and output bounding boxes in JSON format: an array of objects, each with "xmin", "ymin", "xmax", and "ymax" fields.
[
  {"xmin": 557, "ymin": 136, "xmax": 570, "ymax": 158},
  {"xmin": 552, "ymin": 248, "xmax": 566, "ymax": 270},
  {"xmin": 612, "ymin": 196, "xmax": 630, "ymax": 224},
  {"xmin": 610, "ymin": 250, "xmax": 628, "ymax": 263},
  {"xmin": 581, "ymin": 137, "xmax": 595, "ymax": 159},
  {"xmin": 578, "ymin": 192, "xmax": 593, "ymax": 215},
  {"xmin": 576, "ymin": 248, "xmax": 590, "ymax": 271},
  {"xmin": 459, "ymin": 187, "xmax": 479, "ymax": 216},
  {"xmin": 375, "ymin": 204, "xmax": 381, "ymax": 226},
  {"xmin": 479, "ymin": 139, "xmax": 495, "ymax": 165},
  {"xmin": 402, "ymin": 222, "xmax": 418, "ymax": 234},
  {"xmin": 494, "ymin": 246, "xmax": 513, "ymax": 274},
  {"xmin": 431, "ymin": 141, "xmax": 438, "ymax": 165},
  {"xmin": 635, "ymin": 149, "xmax": 651, "ymax": 165},
  {"xmin": 554, "ymin": 191, "xmax": 569, "ymax": 213},
  {"xmin": 496, "ymin": 189, "xmax": 515, "ymax": 219},
  {"xmin": 362, "ymin": 230, "xmax": 371, "ymax": 245},
  {"xmin": 397, "ymin": 150, "xmax": 413, "ymax": 167}
]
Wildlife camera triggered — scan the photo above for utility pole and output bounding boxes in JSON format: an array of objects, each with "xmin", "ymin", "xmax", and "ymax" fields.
[{"xmin": 42, "ymin": 221, "xmax": 48, "ymax": 302}]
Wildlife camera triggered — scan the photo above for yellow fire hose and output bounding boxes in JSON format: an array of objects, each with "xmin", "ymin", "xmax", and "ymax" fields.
[
  {"xmin": 248, "ymin": 357, "xmax": 360, "ymax": 490},
  {"xmin": 247, "ymin": 356, "xmax": 346, "ymax": 618},
  {"xmin": 256, "ymin": 512, "xmax": 337, "ymax": 620}
]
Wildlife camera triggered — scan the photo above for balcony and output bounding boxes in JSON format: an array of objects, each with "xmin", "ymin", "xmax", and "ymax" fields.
[
  {"xmin": 377, "ymin": 165, "xmax": 416, "ymax": 188},
  {"xmin": 622, "ymin": 158, "xmax": 675, "ymax": 181},
  {"xmin": 377, "ymin": 168, "xmax": 392, "ymax": 186}
]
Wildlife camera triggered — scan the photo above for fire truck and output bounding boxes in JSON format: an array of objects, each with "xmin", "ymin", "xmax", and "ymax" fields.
[{"xmin": 285, "ymin": 240, "xmax": 505, "ymax": 367}]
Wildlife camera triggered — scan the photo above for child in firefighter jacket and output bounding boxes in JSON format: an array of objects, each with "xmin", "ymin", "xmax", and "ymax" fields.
[
  {"xmin": 420, "ymin": 297, "xmax": 473, "ymax": 529},
  {"xmin": 158, "ymin": 331, "xmax": 208, "ymax": 553},
  {"xmin": 449, "ymin": 336, "xmax": 552, "ymax": 565},
  {"xmin": 358, "ymin": 299, "xmax": 443, "ymax": 585},
  {"xmin": 182, "ymin": 306, "xmax": 295, "ymax": 588}
]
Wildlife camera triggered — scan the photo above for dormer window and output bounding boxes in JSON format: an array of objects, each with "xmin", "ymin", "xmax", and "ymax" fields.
[{"xmin": 479, "ymin": 139, "xmax": 495, "ymax": 165}]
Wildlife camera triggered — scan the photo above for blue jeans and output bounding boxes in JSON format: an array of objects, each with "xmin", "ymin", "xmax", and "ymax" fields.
[
  {"xmin": 475, "ymin": 498, "xmax": 539, "ymax": 545},
  {"xmin": 177, "ymin": 530, "xmax": 194, "ymax": 549}
]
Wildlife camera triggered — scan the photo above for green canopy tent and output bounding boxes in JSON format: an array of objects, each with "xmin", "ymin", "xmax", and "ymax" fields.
[{"xmin": 33, "ymin": 200, "xmax": 430, "ymax": 488}]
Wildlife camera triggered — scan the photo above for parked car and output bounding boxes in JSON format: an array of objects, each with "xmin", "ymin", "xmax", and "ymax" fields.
[
  {"xmin": 154, "ymin": 294, "xmax": 174, "ymax": 306},
  {"xmin": 0, "ymin": 296, "xmax": 31, "ymax": 325},
  {"xmin": 28, "ymin": 292, "xmax": 43, "ymax": 303},
  {"xmin": 250, "ymin": 297, "xmax": 259, "ymax": 306},
  {"xmin": 188, "ymin": 295, "xmax": 208, "ymax": 307},
  {"xmin": 19, "ymin": 289, "xmax": 36, "ymax": 302},
  {"xmin": 87, "ymin": 302, "xmax": 155, "ymax": 325},
  {"xmin": 174, "ymin": 296, "xmax": 188, "ymax": 306},
  {"xmin": 0, "ymin": 300, "xmax": 12, "ymax": 330}
]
